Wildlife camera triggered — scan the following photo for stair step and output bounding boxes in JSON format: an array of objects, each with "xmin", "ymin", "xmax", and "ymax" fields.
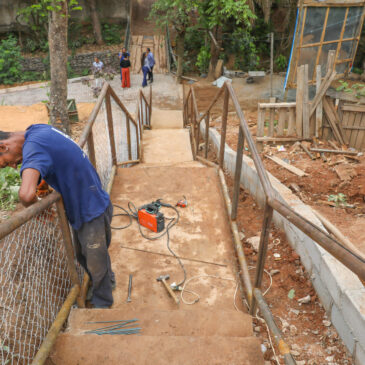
[
  {"xmin": 51, "ymin": 334, "xmax": 264, "ymax": 364},
  {"xmin": 66, "ymin": 309, "xmax": 253, "ymax": 338}
]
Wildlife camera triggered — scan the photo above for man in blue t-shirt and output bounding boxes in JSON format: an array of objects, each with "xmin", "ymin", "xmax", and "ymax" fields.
[{"xmin": 0, "ymin": 125, "xmax": 114, "ymax": 308}]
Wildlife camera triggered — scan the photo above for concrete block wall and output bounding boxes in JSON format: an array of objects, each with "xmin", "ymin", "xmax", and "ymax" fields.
[{"xmin": 201, "ymin": 123, "xmax": 365, "ymax": 362}]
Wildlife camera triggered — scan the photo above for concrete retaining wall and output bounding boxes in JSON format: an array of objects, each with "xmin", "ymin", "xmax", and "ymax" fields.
[{"xmin": 201, "ymin": 123, "xmax": 365, "ymax": 363}]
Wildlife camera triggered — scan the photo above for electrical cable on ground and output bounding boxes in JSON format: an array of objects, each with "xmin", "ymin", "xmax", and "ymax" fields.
[{"xmin": 111, "ymin": 202, "xmax": 187, "ymax": 288}]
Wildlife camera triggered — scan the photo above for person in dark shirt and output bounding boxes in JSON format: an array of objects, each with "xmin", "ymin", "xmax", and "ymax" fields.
[
  {"xmin": 120, "ymin": 53, "xmax": 131, "ymax": 88},
  {"xmin": 0, "ymin": 126, "xmax": 115, "ymax": 308}
]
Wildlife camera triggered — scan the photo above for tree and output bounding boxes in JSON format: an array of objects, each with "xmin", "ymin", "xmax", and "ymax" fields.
[
  {"xmin": 48, "ymin": 0, "xmax": 70, "ymax": 134},
  {"xmin": 197, "ymin": 0, "xmax": 255, "ymax": 79},
  {"xmin": 149, "ymin": 0, "xmax": 196, "ymax": 82},
  {"xmin": 88, "ymin": 0, "xmax": 103, "ymax": 45}
]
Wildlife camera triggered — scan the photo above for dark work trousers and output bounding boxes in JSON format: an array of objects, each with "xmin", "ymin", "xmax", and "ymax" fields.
[
  {"xmin": 148, "ymin": 65, "xmax": 154, "ymax": 82},
  {"xmin": 73, "ymin": 203, "xmax": 114, "ymax": 308}
]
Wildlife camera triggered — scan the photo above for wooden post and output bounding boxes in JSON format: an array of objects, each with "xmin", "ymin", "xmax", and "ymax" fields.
[
  {"xmin": 205, "ymin": 111, "xmax": 210, "ymax": 159},
  {"xmin": 149, "ymin": 84, "xmax": 152, "ymax": 126},
  {"xmin": 270, "ymin": 32, "xmax": 274, "ymax": 98},
  {"xmin": 296, "ymin": 65, "xmax": 304, "ymax": 138},
  {"xmin": 219, "ymin": 85, "xmax": 230, "ymax": 168},
  {"xmin": 87, "ymin": 130, "xmax": 96, "ymax": 168},
  {"xmin": 55, "ymin": 198, "xmax": 83, "ymax": 308},
  {"xmin": 231, "ymin": 126, "xmax": 244, "ymax": 221},
  {"xmin": 303, "ymin": 64, "xmax": 310, "ymax": 139},
  {"xmin": 105, "ymin": 91, "xmax": 117, "ymax": 165},
  {"xmin": 256, "ymin": 106, "xmax": 265, "ymax": 152},
  {"xmin": 269, "ymin": 97, "xmax": 276, "ymax": 137},
  {"xmin": 126, "ymin": 114, "xmax": 132, "ymax": 160},
  {"xmin": 316, "ymin": 65, "xmax": 323, "ymax": 138}
]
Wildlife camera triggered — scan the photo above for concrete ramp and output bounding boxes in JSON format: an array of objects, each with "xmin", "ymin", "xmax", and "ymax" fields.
[
  {"xmin": 151, "ymin": 109, "xmax": 183, "ymax": 129},
  {"xmin": 50, "ymin": 106, "xmax": 264, "ymax": 364}
]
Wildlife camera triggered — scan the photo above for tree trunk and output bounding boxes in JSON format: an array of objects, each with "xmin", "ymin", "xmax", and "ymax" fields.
[
  {"xmin": 49, "ymin": 0, "xmax": 70, "ymax": 134},
  {"xmin": 207, "ymin": 27, "xmax": 221, "ymax": 80},
  {"xmin": 89, "ymin": 0, "xmax": 103, "ymax": 45},
  {"xmin": 176, "ymin": 31, "xmax": 185, "ymax": 84}
]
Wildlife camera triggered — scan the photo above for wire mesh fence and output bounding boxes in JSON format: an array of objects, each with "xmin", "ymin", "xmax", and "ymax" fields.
[
  {"xmin": 0, "ymin": 83, "xmax": 150, "ymax": 365},
  {"xmin": 0, "ymin": 206, "xmax": 72, "ymax": 365}
]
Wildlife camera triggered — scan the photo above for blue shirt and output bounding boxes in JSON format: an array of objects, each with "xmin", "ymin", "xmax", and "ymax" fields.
[
  {"xmin": 21, "ymin": 124, "xmax": 110, "ymax": 230},
  {"xmin": 147, "ymin": 52, "xmax": 155, "ymax": 67}
]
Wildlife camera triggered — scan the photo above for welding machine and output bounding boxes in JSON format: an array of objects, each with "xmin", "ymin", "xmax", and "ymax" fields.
[{"xmin": 138, "ymin": 200, "xmax": 165, "ymax": 233}]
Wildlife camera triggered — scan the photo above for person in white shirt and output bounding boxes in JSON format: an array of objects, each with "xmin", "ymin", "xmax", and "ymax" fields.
[{"xmin": 92, "ymin": 57, "xmax": 104, "ymax": 89}]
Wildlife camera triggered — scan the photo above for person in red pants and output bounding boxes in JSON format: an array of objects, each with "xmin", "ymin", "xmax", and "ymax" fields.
[{"xmin": 120, "ymin": 53, "xmax": 131, "ymax": 88}]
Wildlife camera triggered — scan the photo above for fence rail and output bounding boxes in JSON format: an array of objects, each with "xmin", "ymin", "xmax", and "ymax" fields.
[
  {"xmin": 183, "ymin": 81, "xmax": 365, "ymax": 365},
  {"xmin": 0, "ymin": 82, "xmax": 151, "ymax": 365}
]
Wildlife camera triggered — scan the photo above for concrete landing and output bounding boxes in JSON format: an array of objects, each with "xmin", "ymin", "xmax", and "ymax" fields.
[
  {"xmin": 142, "ymin": 129, "xmax": 193, "ymax": 164},
  {"xmin": 151, "ymin": 109, "xmax": 183, "ymax": 129}
]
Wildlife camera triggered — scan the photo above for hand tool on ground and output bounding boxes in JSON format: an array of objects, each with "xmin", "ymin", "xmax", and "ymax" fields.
[
  {"xmin": 176, "ymin": 196, "xmax": 188, "ymax": 208},
  {"xmin": 156, "ymin": 274, "xmax": 180, "ymax": 305},
  {"xmin": 126, "ymin": 274, "xmax": 132, "ymax": 303}
]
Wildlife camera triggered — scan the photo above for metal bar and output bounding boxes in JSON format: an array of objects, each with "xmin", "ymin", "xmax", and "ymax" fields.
[
  {"xmin": 126, "ymin": 115, "xmax": 132, "ymax": 160},
  {"xmin": 149, "ymin": 84, "xmax": 153, "ymax": 126},
  {"xmin": 79, "ymin": 82, "xmax": 109, "ymax": 148},
  {"xmin": 204, "ymin": 111, "xmax": 210, "ymax": 159},
  {"xmin": 219, "ymin": 85, "xmax": 229, "ymax": 168},
  {"xmin": 226, "ymin": 82, "xmax": 274, "ymax": 200},
  {"xmin": 231, "ymin": 126, "xmax": 244, "ymax": 221},
  {"xmin": 55, "ymin": 198, "xmax": 83, "ymax": 308},
  {"xmin": 250, "ymin": 204, "xmax": 274, "ymax": 315},
  {"xmin": 218, "ymin": 168, "xmax": 253, "ymax": 306},
  {"xmin": 253, "ymin": 289, "xmax": 296, "ymax": 365},
  {"xmin": 268, "ymin": 198, "xmax": 365, "ymax": 281},
  {"xmin": 108, "ymin": 86, "xmax": 139, "ymax": 129},
  {"xmin": 31, "ymin": 285, "xmax": 80, "ymax": 365},
  {"xmin": 87, "ymin": 130, "xmax": 97, "ymax": 168},
  {"xmin": 105, "ymin": 91, "xmax": 117, "ymax": 166},
  {"xmin": 0, "ymin": 191, "xmax": 60, "ymax": 240}
]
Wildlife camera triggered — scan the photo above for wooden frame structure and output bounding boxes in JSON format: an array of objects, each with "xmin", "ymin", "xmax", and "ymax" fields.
[{"xmin": 285, "ymin": 0, "xmax": 365, "ymax": 89}]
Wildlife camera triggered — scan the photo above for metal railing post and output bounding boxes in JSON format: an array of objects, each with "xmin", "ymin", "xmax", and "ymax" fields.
[
  {"xmin": 126, "ymin": 114, "xmax": 132, "ymax": 160},
  {"xmin": 105, "ymin": 89, "xmax": 117, "ymax": 166},
  {"xmin": 219, "ymin": 84, "xmax": 229, "ymax": 168},
  {"xmin": 87, "ymin": 130, "xmax": 96, "ymax": 168},
  {"xmin": 231, "ymin": 126, "xmax": 244, "ymax": 221},
  {"xmin": 204, "ymin": 111, "xmax": 210, "ymax": 159},
  {"xmin": 250, "ymin": 203, "xmax": 274, "ymax": 314},
  {"xmin": 55, "ymin": 198, "xmax": 83, "ymax": 308}
]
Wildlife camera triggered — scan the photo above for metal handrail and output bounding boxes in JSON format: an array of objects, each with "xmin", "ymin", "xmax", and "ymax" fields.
[{"xmin": 183, "ymin": 81, "xmax": 365, "ymax": 364}]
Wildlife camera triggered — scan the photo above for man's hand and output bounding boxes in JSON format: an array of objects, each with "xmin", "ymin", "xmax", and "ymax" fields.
[{"xmin": 19, "ymin": 168, "xmax": 40, "ymax": 207}]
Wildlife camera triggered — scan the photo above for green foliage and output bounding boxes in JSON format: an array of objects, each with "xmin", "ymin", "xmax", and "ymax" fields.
[
  {"xmin": 0, "ymin": 166, "xmax": 21, "ymax": 210},
  {"xmin": 336, "ymin": 80, "xmax": 365, "ymax": 99},
  {"xmin": 196, "ymin": 46, "xmax": 211, "ymax": 74},
  {"xmin": 275, "ymin": 54, "xmax": 287, "ymax": 71},
  {"xmin": 352, "ymin": 67, "xmax": 363, "ymax": 75},
  {"xmin": 17, "ymin": 0, "xmax": 81, "ymax": 52},
  {"xmin": 0, "ymin": 35, "xmax": 23, "ymax": 85},
  {"xmin": 328, "ymin": 193, "xmax": 346, "ymax": 206},
  {"xmin": 102, "ymin": 23, "xmax": 123, "ymax": 45}
]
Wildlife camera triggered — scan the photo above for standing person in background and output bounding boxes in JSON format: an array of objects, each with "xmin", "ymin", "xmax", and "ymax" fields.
[
  {"xmin": 92, "ymin": 57, "xmax": 104, "ymax": 89},
  {"xmin": 146, "ymin": 48, "xmax": 155, "ymax": 83},
  {"xmin": 118, "ymin": 47, "xmax": 130, "ymax": 82},
  {"xmin": 141, "ymin": 52, "xmax": 150, "ymax": 88},
  {"xmin": 120, "ymin": 53, "xmax": 131, "ymax": 88}
]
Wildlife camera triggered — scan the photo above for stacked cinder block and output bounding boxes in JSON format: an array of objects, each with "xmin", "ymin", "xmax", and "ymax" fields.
[{"xmin": 202, "ymin": 124, "xmax": 365, "ymax": 363}]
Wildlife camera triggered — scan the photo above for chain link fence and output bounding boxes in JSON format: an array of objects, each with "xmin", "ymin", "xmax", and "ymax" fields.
[{"xmin": 0, "ymin": 83, "xmax": 150, "ymax": 364}]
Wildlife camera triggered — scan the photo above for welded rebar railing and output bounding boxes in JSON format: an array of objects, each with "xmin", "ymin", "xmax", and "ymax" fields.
[
  {"xmin": 0, "ymin": 82, "xmax": 151, "ymax": 365},
  {"xmin": 183, "ymin": 80, "xmax": 365, "ymax": 364}
]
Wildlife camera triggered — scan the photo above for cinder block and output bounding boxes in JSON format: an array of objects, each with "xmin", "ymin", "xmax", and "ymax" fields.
[
  {"xmin": 342, "ymin": 289, "xmax": 365, "ymax": 347},
  {"xmin": 355, "ymin": 343, "xmax": 365, "ymax": 365},
  {"xmin": 331, "ymin": 303, "xmax": 356, "ymax": 354},
  {"xmin": 311, "ymin": 266, "xmax": 333, "ymax": 313},
  {"xmin": 320, "ymin": 255, "xmax": 362, "ymax": 307}
]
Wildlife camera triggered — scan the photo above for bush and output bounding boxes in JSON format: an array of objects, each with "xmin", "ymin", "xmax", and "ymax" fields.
[
  {"xmin": 0, "ymin": 35, "xmax": 23, "ymax": 85},
  {"xmin": 196, "ymin": 46, "xmax": 210, "ymax": 74},
  {"xmin": 102, "ymin": 23, "xmax": 123, "ymax": 45},
  {"xmin": 0, "ymin": 166, "xmax": 21, "ymax": 210},
  {"xmin": 275, "ymin": 54, "xmax": 287, "ymax": 71}
]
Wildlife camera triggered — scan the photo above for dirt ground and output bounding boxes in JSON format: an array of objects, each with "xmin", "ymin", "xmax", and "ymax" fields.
[{"xmin": 203, "ymin": 146, "xmax": 353, "ymax": 364}]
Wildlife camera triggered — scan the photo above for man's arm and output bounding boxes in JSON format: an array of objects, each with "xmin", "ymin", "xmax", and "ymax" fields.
[{"xmin": 19, "ymin": 168, "xmax": 40, "ymax": 207}]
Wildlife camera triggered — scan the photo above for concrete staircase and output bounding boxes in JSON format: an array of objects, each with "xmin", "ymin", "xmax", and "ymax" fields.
[{"xmin": 49, "ymin": 107, "xmax": 264, "ymax": 364}]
